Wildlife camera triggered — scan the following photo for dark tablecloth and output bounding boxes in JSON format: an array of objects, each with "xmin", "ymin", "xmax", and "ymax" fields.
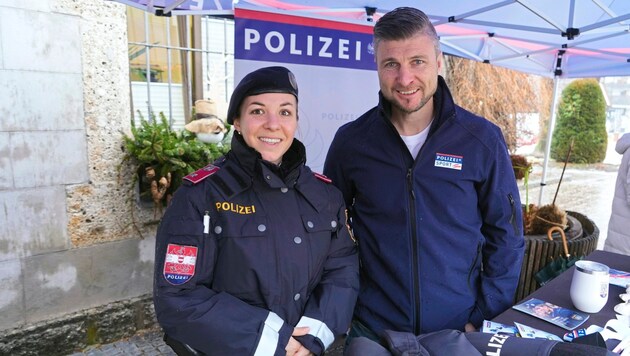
[{"xmin": 493, "ymin": 250, "xmax": 630, "ymax": 338}]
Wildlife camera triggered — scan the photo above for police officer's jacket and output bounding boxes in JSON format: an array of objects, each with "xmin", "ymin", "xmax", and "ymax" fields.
[
  {"xmin": 154, "ymin": 134, "xmax": 359, "ymax": 355},
  {"xmin": 324, "ymin": 76, "xmax": 525, "ymax": 336},
  {"xmin": 346, "ymin": 329, "xmax": 614, "ymax": 356}
]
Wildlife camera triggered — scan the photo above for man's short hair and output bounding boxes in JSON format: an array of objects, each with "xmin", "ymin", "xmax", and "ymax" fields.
[{"xmin": 373, "ymin": 7, "xmax": 440, "ymax": 55}]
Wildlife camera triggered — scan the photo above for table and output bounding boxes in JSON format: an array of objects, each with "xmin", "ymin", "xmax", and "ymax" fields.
[{"xmin": 493, "ymin": 250, "xmax": 630, "ymax": 338}]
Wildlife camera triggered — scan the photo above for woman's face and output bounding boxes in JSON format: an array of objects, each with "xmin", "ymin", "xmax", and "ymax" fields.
[{"xmin": 233, "ymin": 92, "xmax": 298, "ymax": 165}]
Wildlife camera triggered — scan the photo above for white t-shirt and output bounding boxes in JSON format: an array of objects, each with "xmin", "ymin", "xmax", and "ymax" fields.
[{"xmin": 400, "ymin": 122, "xmax": 432, "ymax": 159}]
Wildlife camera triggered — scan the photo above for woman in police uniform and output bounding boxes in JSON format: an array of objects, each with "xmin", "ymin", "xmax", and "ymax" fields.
[{"xmin": 153, "ymin": 66, "xmax": 359, "ymax": 356}]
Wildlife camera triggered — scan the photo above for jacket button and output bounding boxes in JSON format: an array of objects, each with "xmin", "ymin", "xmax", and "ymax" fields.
[
  {"xmin": 294, "ymin": 293, "xmax": 301, "ymax": 301},
  {"xmin": 281, "ymin": 187, "xmax": 288, "ymax": 193},
  {"xmin": 293, "ymin": 236, "xmax": 302, "ymax": 244},
  {"xmin": 307, "ymin": 221, "xmax": 314, "ymax": 228},
  {"xmin": 214, "ymin": 226, "xmax": 222, "ymax": 234},
  {"xmin": 331, "ymin": 220, "xmax": 337, "ymax": 228},
  {"xmin": 258, "ymin": 224, "xmax": 266, "ymax": 232},
  {"xmin": 266, "ymin": 175, "xmax": 271, "ymax": 180}
]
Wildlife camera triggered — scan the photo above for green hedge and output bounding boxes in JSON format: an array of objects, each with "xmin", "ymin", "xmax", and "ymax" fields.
[{"xmin": 551, "ymin": 79, "xmax": 607, "ymax": 163}]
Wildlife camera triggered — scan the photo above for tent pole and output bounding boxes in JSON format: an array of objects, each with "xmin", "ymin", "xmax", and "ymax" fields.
[{"xmin": 538, "ymin": 77, "xmax": 561, "ymax": 206}]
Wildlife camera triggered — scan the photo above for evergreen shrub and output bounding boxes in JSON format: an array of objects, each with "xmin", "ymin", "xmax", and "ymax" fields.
[{"xmin": 551, "ymin": 79, "xmax": 607, "ymax": 163}]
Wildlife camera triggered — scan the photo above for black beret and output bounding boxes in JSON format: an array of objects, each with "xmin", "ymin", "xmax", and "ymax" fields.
[{"xmin": 227, "ymin": 66, "xmax": 299, "ymax": 124}]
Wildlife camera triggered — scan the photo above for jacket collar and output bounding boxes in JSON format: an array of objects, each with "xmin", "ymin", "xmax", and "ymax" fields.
[
  {"xmin": 229, "ymin": 132, "xmax": 306, "ymax": 188},
  {"xmin": 226, "ymin": 133, "xmax": 326, "ymax": 212}
]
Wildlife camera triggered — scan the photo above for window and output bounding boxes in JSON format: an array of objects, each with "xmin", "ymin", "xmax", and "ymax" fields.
[{"xmin": 126, "ymin": 8, "xmax": 234, "ymax": 130}]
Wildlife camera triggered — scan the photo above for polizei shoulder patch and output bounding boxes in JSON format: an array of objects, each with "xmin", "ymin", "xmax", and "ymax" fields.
[
  {"xmin": 163, "ymin": 243, "xmax": 197, "ymax": 285},
  {"xmin": 183, "ymin": 164, "xmax": 220, "ymax": 184}
]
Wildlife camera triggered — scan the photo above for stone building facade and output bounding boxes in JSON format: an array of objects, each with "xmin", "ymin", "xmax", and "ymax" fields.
[{"xmin": 0, "ymin": 0, "xmax": 158, "ymax": 353}]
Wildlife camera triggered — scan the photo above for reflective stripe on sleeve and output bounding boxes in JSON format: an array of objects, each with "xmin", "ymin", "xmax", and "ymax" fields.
[
  {"xmin": 296, "ymin": 316, "xmax": 334, "ymax": 349},
  {"xmin": 253, "ymin": 312, "xmax": 284, "ymax": 356}
]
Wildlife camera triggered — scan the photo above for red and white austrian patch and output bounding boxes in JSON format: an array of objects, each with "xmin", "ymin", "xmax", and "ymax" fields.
[{"xmin": 163, "ymin": 244, "xmax": 198, "ymax": 285}]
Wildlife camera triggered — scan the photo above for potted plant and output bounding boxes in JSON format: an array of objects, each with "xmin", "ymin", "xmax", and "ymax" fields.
[
  {"xmin": 119, "ymin": 111, "xmax": 231, "ymax": 222},
  {"xmin": 510, "ymin": 147, "xmax": 599, "ymax": 302}
]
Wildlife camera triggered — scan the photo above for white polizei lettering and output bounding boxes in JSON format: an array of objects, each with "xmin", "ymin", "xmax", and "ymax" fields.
[
  {"xmin": 244, "ymin": 29, "xmax": 260, "ymax": 50},
  {"xmin": 265, "ymin": 31, "xmax": 285, "ymax": 53},
  {"xmin": 485, "ymin": 334, "xmax": 509, "ymax": 356},
  {"xmin": 319, "ymin": 37, "xmax": 333, "ymax": 58},
  {"xmin": 289, "ymin": 34, "xmax": 302, "ymax": 55},
  {"xmin": 167, "ymin": 275, "xmax": 187, "ymax": 279},
  {"xmin": 242, "ymin": 27, "xmax": 364, "ymax": 61},
  {"xmin": 489, "ymin": 335, "xmax": 508, "ymax": 344},
  {"xmin": 306, "ymin": 35, "xmax": 313, "ymax": 56},
  {"xmin": 338, "ymin": 39, "xmax": 349, "ymax": 59}
]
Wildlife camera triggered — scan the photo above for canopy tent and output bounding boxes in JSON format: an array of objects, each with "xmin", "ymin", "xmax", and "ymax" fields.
[
  {"xmin": 110, "ymin": 0, "xmax": 630, "ymax": 203},
  {"xmin": 109, "ymin": 0, "xmax": 234, "ymax": 16}
]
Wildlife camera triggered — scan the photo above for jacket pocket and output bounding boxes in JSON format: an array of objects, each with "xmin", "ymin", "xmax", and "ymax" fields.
[
  {"xmin": 300, "ymin": 213, "xmax": 335, "ymax": 291},
  {"xmin": 212, "ymin": 215, "xmax": 273, "ymax": 300},
  {"xmin": 218, "ymin": 214, "xmax": 268, "ymax": 238}
]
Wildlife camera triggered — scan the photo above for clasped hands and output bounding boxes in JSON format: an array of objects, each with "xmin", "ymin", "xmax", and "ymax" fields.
[{"xmin": 286, "ymin": 326, "xmax": 314, "ymax": 356}]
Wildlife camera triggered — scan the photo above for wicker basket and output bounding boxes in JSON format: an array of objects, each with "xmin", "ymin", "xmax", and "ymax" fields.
[{"xmin": 514, "ymin": 210, "xmax": 599, "ymax": 302}]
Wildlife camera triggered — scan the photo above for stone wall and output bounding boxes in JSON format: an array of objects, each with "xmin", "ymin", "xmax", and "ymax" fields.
[
  {"xmin": 0, "ymin": 0, "xmax": 157, "ymax": 349},
  {"xmin": 0, "ymin": 295, "xmax": 156, "ymax": 355}
]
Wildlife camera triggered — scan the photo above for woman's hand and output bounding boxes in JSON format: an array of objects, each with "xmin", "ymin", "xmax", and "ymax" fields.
[
  {"xmin": 285, "ymin": 327, "xmax": 313, "ymax": 356},
  {"xmin": 464, "ymin": 322, "xmax": 476, "ymax": 332}
]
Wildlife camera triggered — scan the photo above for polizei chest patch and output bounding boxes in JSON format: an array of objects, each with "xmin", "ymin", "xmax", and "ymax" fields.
[{"xmin": 434, "ymin": 152, "xmax": 463, "ymax": 171}]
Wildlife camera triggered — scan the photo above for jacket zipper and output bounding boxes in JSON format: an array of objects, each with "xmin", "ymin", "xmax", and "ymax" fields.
[
  {"xmin": 507, "ymin": 194, "xmax": 519, "ymax": 235},
  {"xmin": 407, "ymin": 168, "xmax": 421, "ymax": 334}
]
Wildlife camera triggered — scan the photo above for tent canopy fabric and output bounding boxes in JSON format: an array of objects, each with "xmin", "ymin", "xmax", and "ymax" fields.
[
  {"xmin": 242, "ymin": 0, "xmax": 630, "ymax": 79},
  {"xmin": 111, "ymin": 0, "xmax": 630, "ymax": 79},
  {"xmin": 109, "ymin": 0, "xmax": 233, "ymax": 16}
]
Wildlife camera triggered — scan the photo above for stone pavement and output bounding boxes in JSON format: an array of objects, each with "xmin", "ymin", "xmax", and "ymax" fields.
[
  {"xmin": 67, "ymin": 326, "xmax": 345, "ymax": 355},
  {"xmin": 67, "ymin": 327, "xmax": 175, "ymax": 356}
]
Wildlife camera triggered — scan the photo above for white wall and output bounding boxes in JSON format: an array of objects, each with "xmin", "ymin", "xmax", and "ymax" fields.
[{"xmin": 0, "ymin": 0, "xmax": 156, "ymax": 332}]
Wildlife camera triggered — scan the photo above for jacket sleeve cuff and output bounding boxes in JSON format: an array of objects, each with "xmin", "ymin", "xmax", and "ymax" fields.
[
  {"xmin": 296, "ymin": 316, "xmax": 335, "ymax": 349},
  {"xmin": 252, "ymin": 312, "xmax": 291, "ymax": 356},
  {"xmin": 294, "ymin": 334, "xmax": 324, "ymax": 355}
]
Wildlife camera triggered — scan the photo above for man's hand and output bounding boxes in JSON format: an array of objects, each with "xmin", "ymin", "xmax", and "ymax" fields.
[{"xmin": 285, "ymin": 327, "xmax": 313, "ymax": 356}]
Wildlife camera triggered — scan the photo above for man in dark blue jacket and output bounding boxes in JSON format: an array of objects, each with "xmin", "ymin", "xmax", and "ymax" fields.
[{"xmin": 323, "ymin": 7, "xmax": 525, "ymax": 343}]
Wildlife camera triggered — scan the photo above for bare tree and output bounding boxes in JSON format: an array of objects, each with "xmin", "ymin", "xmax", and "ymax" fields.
[{"xmin": 442, "ymin": 56, "xmax": 553, "ymax": 153}]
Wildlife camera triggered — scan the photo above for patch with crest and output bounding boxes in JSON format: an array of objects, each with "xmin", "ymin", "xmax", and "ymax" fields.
[{"xmin": 163, "ymin": 244, "xmax": 198, "ymax": 285}]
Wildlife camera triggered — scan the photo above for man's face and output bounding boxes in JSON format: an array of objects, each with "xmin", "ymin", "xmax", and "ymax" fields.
[{"xmin": 375, "ymin": 33, "xmax": 442, "ymax": 115}]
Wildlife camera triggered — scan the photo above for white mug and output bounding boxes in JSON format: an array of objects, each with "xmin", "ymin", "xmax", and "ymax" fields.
[{"xmin": 570, "ymin": 260, "xmax": 610, "ymax": 313}]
